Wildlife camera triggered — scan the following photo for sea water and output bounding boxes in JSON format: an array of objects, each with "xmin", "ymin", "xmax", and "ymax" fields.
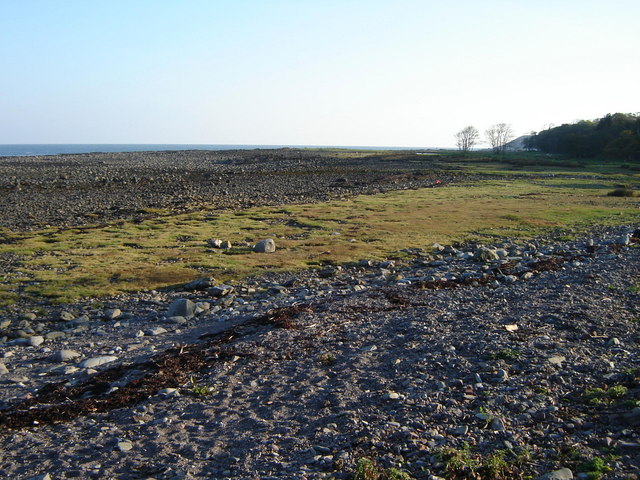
[
  {"xmin": 0, "ymin": 144, "xmax": 283, "ymax": 157},
  {"xmin": 0, "ymin": 144, "xmax": 426, "ymax": 157}
]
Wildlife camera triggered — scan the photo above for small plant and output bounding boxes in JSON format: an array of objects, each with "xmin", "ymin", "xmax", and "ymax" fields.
[
  {"xmin": 623, "ymin": 367, "xmax": 640, "ymax": 377},
  {"xmin": 490, "ymin": 348, "xmax": 520, "ymax": 362},
  {"xmin": 585, "ymin": 385, "xmax": 628, "ymax": 405},
  {"xmin": 319, "ymin": 352, "xmax": 337, "ymax": 366},
  {"xmin": 607, "ymin": 385, "xmax": 628, "ymax": 398},
  {"xmin": 485, "ymin": 450, "xmax": 509, "ymax": 478},
  {"xmin": 476, "ymin": 407, "xmax": 499, "ymax": 428},
  {"xmin": 578, "ymin": 456, "xmax": 612, "ymax": 480},
  {"xmin": 607, "ymin": 188, "xmax": 636, "ymax": 197},
  {"xmin": 189, "ymin": 376, "xmax": 214, "ymax": 397},
  {"xmin": 351, "ymin": 458, "xmax": 413, "ymax": 480},
  {"xmin": 437, "ymin": 444, "xmax": 533, "ymax": 479},
  {"xmin": 439, "ymin": 443, "xmax": 479, "ymax": 478}
]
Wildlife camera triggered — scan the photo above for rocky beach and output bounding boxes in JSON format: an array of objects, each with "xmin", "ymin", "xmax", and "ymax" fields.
[
  {"xmin": 0, "ymin": 149, "xmax": 460, "ymax": 231},
  {"xmin": 0, "ymin": 150, "xmax": 638, "ymax": 479}
]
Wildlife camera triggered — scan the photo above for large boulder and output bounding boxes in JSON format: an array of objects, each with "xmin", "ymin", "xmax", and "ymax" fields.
[
  {"xmin": 474, "ymin": 246, "xmax": 500, "ymax": 262},
  {"xmin": 254, "ymin": 238, "xmax": 276, "ymax": 253},
  {"xmin": 167, "ymin": 298, "xmax": 196, "ymax": 318},
  {"xmin": 182, "ymin": 277, "xmax": 216, "ymax": 291}
]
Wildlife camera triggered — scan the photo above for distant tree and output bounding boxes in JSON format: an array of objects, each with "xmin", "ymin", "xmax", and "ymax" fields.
[
  {"xmin": 603, "ymin": 130, "xmax": 640, "ymax": 161},
  {"xmin": 455, "ymin": 126, "xmax": 479, "ymax": 154},
  {"xmin": 485, "ymin": 123, "xmax": 513, "ymax": 154}
]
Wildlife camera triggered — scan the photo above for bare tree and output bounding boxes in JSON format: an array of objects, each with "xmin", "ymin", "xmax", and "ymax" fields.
[
  {"xmin": 485, "ymin": 123, "xmax": 513, "ymax": 154},
  {"xmin": 455, "ymin": 126, "xmax": 479, "ymax": 154}
]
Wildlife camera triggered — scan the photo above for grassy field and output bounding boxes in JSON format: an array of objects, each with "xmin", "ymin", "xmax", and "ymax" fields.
[{"xmin": 1, "ymin": 152, "xmax": 638, "ymax": 304}]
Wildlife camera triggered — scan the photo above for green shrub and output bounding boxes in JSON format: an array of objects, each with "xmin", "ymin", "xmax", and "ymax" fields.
[{"xmin": 607, "ymin": 188, "xmax": 636, "ymax": 197}]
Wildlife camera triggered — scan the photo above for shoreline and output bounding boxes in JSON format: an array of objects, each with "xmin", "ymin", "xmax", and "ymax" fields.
[{"xmin": 0, "ymin": 227, "xmax": 638, "ymax": 479}]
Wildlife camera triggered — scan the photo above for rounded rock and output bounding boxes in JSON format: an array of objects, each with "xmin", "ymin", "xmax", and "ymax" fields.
[
  {"xmin": 79, "ymin": 356, "xmax": 118, "ymax": 369},
  {"xmin": 52, "ymin": 349, "xmax": 81, "ymax": 362},
  {"xmin": 254, "ymin": 238, "xmax": 276, "ymax": 253}
]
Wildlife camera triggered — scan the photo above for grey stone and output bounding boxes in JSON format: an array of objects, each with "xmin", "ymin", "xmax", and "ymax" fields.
[
  {"xmin": 157, "ymin": 388, "xmax": 180, "ymax": 397},
  {"xmin": 0, "ymin": 363, "xmax": 8, "ymax": 374},
  {"xmin": 166, "ymin": 316, "xmax": 188, "ymax": 325},
  {"xmin": 52, "ymin": 349, "xmax": 81, "ymax": 362},
  {"xmin": 475, "ymin": 246, "xmax": 500, "ymax": 262},
  {"xmin": 79, "ymin": 356, "xmax": 118, "ymax": 369},
  {"xmin": 167, "ymin": 298, "xmax": 196, "ymax": 318},
  {"xmin": 45, "ymin": 331, "xmax": 66, "ymax": 340},
  {"xmin": 319, "ymin": 266, "xmax": 341, "ymax": 278},
  {"xmin": 254, "ymin": 238, "xmax": 276, "ymax": 253},
  {"xmin": 207, "ymin": 239, "xmax": 223, "ymax": 248},
  {"xmin": 104, "ymin": 308, "xmax": 121, "ymax": 320},
  {"xmin": 117, "ymin": 440, "xmax": 133, "ymax": 452},
  {"xmin": 490, "ymin": 417, "xmax": 506, "ymax": 431},
  {"xmin": 146, "ymin": 327, "xmax": 167, "ymax": 336},
  {"xmin": 26, "ymin": 474, "xmax": 52, "ymax": 480},
  {"xmin": 27, "ymin": 335, "xmax": 44, "ymax": 346},
  {"xmin": 2, "ymin": 374, "xmax": 29, "ymax": 383},
  {"xmin": 59, "ymin": 311, "xmax": 75, "ymax": 322},
  {"xmin": 622, "ymin": 407, "xmax": 640, "ymax": 426},
  {"xmin": 497, "ymin": 369, "xmax": 509, "ymax": 382},
  {"xmin": 220, "ymin": 240, "xmax": 232, "ymax": 249},
  {"xmin": 610, "ymin": 234, "xmax": 630, "ymax": 246},
  {"xmin": 538, "ymin": 468, "xmax": 573, "ymax": 480},
  {"xmin": 453, "ymin": 425, "xmax": 468, "ymax": 435},
  {"xmin": 217, "ymin": 295, "xmax": 235, "ymax": 308},
  {"xmin": 183, "ymin": 277, "xmax": 216, "ymax": 291},
  {"xmin": 548, "ymin": 356, "xmax": 566, "ymax": 366},
  {"xmin": 208, "ymin": 285, "xmax": 235, "ymax": 298},
  {"xmin": 617, "ymin": 440, "xmax": 640, "ymax": 449}
]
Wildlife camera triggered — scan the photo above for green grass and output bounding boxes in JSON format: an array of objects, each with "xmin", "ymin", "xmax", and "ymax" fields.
[
  {"xmin": 437, "ymin": 444, "xmax": 532, "ymax": 479},
  {"xmin": 351, "ymin": 458, "xmax": 413, "ymax": 480},
  {"xmin": 188, "ymin": 376, "xmax": 214, "ymax": 397},
  {"xmin": 490, "ymin": 348, "xmax": 521, "ymax": 362},
  {"xmin": 578, "ymin": 456, "xmax": 613, "ymax": 480},
  {"xmin": 584, "ymin": 385, "xmax": 629, "ymax": 405},
  {"xmin": 0, "ymin": 157, "xmax": 638, "ymax": 303}
]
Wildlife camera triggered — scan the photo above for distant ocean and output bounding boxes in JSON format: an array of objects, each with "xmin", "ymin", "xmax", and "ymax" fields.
[{"xmin": 0, "ymin": 144, "xmax": 427, "ymax": 157}]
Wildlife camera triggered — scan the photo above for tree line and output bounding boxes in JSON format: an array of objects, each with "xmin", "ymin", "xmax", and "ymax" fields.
[
  {"xmin": 523, "ymin": 113, "xmax": 640, "ymax": 161},
  {"xmin": 454, "ymin": 113, "xmax": 640, "ymax": 162}
]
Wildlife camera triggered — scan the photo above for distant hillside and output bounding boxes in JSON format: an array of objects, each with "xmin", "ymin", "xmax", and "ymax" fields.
[{"xmin": 504, "ymin": 135, "xmax": 534, "ymax": 151}]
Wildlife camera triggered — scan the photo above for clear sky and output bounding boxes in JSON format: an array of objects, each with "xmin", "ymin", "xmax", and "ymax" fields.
[{"xmin": 1, "ymin": 0, "xmax": 638, "ymax": 147}]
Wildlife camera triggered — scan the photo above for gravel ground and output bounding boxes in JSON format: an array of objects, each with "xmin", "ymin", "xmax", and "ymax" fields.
[
  {"xmin": 0, "ymin": 227, "xmax": 638, "ymax": 480},
  {"xmin": 0, "ymin": 149, "xmax": 463, "ymax": 231}
]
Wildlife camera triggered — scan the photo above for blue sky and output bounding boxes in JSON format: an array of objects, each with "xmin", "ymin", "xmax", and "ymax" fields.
[{"xmin": 1, "ymin": 0, "xmax": 638, "ymax": 147}]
